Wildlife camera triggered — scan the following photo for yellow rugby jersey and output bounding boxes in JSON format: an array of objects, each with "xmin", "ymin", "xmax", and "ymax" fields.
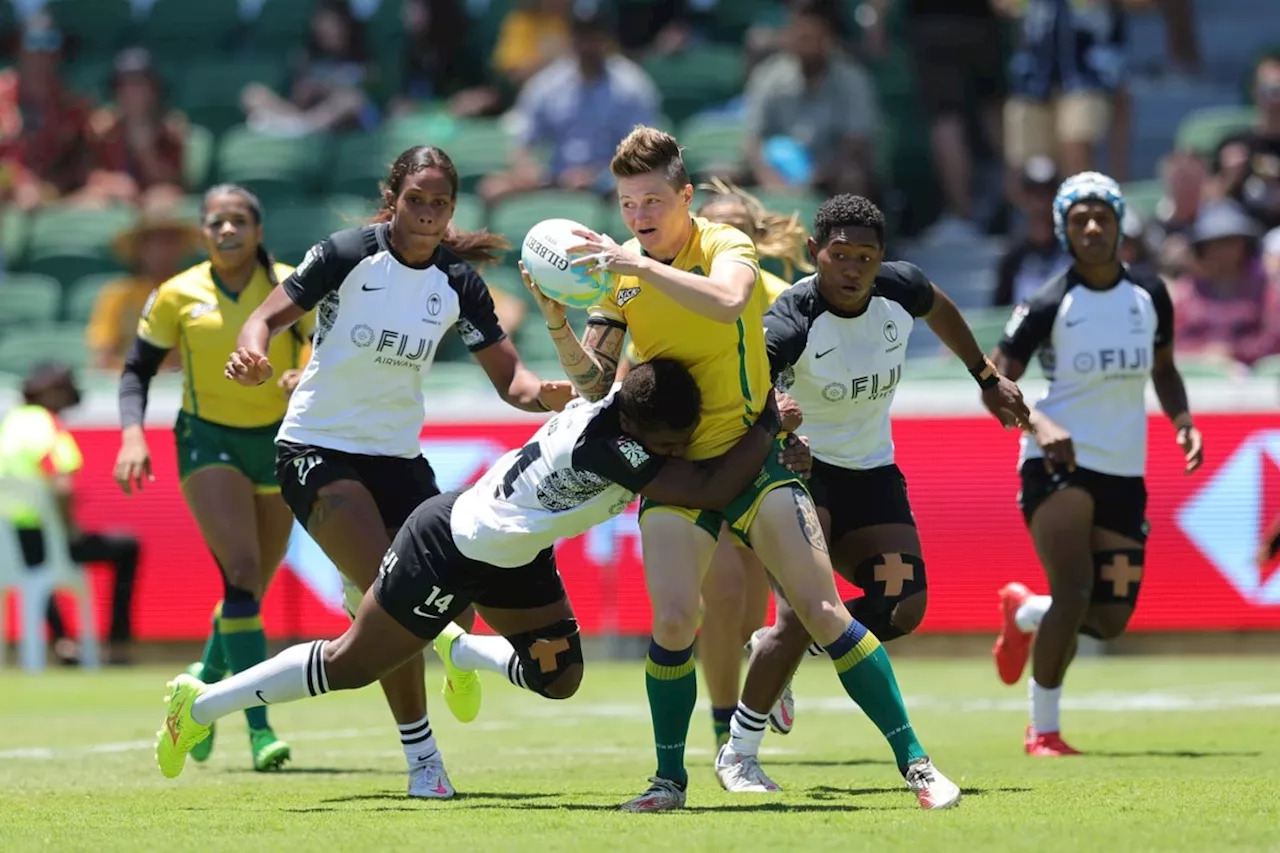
[
  {"xmin": 137, "ymin": 260, "xmax": 314, "ymax": 428},
  {"xmin": 591, "ymin": 217, "xmax": 771, "ymax": 460}
]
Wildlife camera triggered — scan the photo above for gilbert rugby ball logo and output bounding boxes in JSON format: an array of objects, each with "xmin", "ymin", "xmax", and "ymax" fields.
[{"xmin": 1177, "ymin": 430, "xmax": 1280, "ymax": 605}]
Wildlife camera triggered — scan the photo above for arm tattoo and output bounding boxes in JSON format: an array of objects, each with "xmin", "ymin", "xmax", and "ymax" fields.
[
  {"xmin": 555, "ymin": 323, "xmax": 623, "ymax": 400},
  {"xmin": 306, "ymin": 492, "xmax": 347, "ymax": 533},
  {"xmin": 792, "ymin": 488, "xmax": 828, "ymax": 554}
]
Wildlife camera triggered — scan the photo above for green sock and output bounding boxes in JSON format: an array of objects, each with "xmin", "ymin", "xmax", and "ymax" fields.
[
  {"xmin": 827, "ymin": 619, "xmax": 927, "ymax": 773},
  {"xmin": 711, "ymin": 706, "xmax": 735, "ymax": 749},
  {"xmin": 645, "ymin": 640, "xmax": 697, "ymax": 787},
  {"xmin": 199, "ymin": 603, "xmax": 227, "ymax": 682},
  {"xmin": 220, "ymin": 603, "xmax": 271, "ymax": 731}
]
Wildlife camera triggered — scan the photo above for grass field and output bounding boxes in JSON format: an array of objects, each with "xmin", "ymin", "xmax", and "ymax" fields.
[{"xmin": 2, "ymin": 655, "xmax": 1278, "ymax": 852}]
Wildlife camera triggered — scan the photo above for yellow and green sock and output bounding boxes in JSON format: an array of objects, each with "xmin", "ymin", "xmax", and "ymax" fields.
[
  {"xmin": 826, "ymin": 618, "xmax": 926, "ymax": 773},
  {"xmin": 711, "ymin": 706, "xmax": 735, "ymax": 748},
  {"xmin": 220, "ymin": 594, "xmax": 271, "ymax": 731},
  {"xmin": 198, "ymin": 602, "xmax": 227, "ymax": 683},
  {"xmin": 645, "ymin": 640, "xmax": 696, "ymax": 787}
]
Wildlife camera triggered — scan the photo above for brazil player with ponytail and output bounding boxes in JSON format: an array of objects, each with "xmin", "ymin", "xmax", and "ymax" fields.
[{"xmin": 116, "ymin": 185, "xmax": 314, "ymax": 772}]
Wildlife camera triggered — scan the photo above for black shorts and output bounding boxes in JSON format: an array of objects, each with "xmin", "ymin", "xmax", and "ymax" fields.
[
  {"xmin": 276, "ymin": 440, "xmax": 440, "ymax": 531},
  {"xmin": 1018, "ymin": 460, "xmax": 1149, "ymax": 543},
  {"xmin": 374, "ymin": 491, "xmax": 568, "ymax": 640},
  {"xmin": 808, "ymin": 460, "xmax": 916, "ymax": 544}
]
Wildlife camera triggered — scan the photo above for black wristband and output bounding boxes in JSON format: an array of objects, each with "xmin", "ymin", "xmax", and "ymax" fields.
[
  {"xmin": 1269, "ymin": 530, "xmax": 1280, "ymax": 560},
  {"xmin": 757, "ymin": 405, "xmax": 782, "ymax": 438},
  {"xmin": 970, "ymin": 357, "xmax": 1000, "ymax": 389}
]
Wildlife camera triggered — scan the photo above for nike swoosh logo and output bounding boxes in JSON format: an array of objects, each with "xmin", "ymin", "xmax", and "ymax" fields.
[
  {"xmin": 412, "ymin": 605, "xmax": 440, "ymax": 619},
  {"xmin": 815, "ymin": 348, "xmax": 836, "ymax": 359},
  {"xmin": 361, "ymin": 284, "xmax": 386, "ymax": 292},
  {"xmin": 255, "ymin": 690, "xmax": 270, "ymax": 705}
]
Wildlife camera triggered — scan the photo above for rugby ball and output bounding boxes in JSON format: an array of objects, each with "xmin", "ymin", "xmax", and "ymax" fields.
[{"xmin": 520, "ymin": 218, "xmax": 614, "ymax": 309}]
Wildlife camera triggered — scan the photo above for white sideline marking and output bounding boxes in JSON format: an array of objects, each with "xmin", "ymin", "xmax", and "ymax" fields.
[{"xmin": 2, "ymin": 690, "xmax": 1276, "ymax": 761}]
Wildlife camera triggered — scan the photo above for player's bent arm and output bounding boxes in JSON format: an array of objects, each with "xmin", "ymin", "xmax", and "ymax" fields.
[
  {"xmin": 633, "ymin": 255, "xmax": 757, "ymax": 324},
  {"xmin": 473, "ymin": 338, "xmax": 553, "ymax": 413},
  {"xmin": 550, "ymin": 318, "xmax": 626, "ymax": 401},
  {"xmin": 637, "ymin": 407, "xmax": 785, "ymax": 510},
  {"xmin": 1150, "ymin": 344, "xmax": 1193, "ymax": 426},
  {"xmin": 236, "ymin": 286, "xmax": 309, "ymax": 354}
]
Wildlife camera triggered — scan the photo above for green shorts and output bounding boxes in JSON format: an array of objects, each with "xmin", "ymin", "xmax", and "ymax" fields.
[
  {"xmin": 638, "ymin": 436, "xmax": 806, "ymax": 546},
  {"xmin": 175, "ymin": 411, "xmax": 282, "ymax": 494}
]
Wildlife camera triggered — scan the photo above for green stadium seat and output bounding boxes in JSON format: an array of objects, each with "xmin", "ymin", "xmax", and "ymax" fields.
[
  {"xmin": 24, "ymin": 206, "xmax": 137, "ymax": 285},
  {"xmin": 0, "ymin": 324, "xmax": 92, "ymax": 373},
  {"xmin": 964, "ymin": 307, "xmax": 1014, "ymax": 354},
  {"xmin": 183, "ymin": 124, "xmax": 216, "ymax": 192},
  {"xmin": 140, "ymin": 0, "xmax": 243, "ymax": 58},
  {"xmin": 0, "ymin": 274, "xmax": 62, "ymax": 326},
  {"xmin": 177, "ymin": 58, "xmax": 289, "ymax": 137},
  {"xmin": 264, "ymin": 197, "xmax": 373, "ymax": 265},
  {"xmin": 489, "ymin": 191, "xmax": 605, "ymax": 252},
  {"xmin": 746, "ymin": 190, "xmax": 823, "ymax": 233},
  {"xmin": 2, "ymin": 208, "xmax": 30, "ymax": 271},
  {"xmin": 601, "ymin": 200, "xmax": 628, "ymax": 244},
  {"xmin": 63, "ymin": 59, "xmax": 114, "ymax": 104},
  {"xmin": 642, "ymin": 46, "xmax": 744, "ymax": 124},
  {"xmin": 244, "ymin": 0, "xmax": 313, "ymax": 51},
  {"xmin": 452, "ymin": 193, "xmax": 486, "ymax": 233},
  {"xmin": 449, "ymin": 120, "xmax": 516, "ymax": 193},
  {"xmin": 1174, "ymin": 357, "xmax": 1236, "ymax": 379},
  {"xmin": 680, "ymin": 115, "xmax": 747, "ymax": 178},
  {"xmin": 63, "ymin": 273, "xmax": 123, "ymax": 324},
  {"xmin": 1175, "ymin": 107, "xmax": 1257, "ymax": 157},
  {"xmin": 217, "ymin": 126, "xmax": 333, "ymax": 202},
  {"xmin": 1250, "ymin": 354, "xmax": 1280, "ymax": 377},
  {"xmin": 1122, "ymin": 180, "xmax": 1164, "ymax": 221},
  {"xmin": 46, "ymin": 0, "xmax": 133, "ymax": 58}
]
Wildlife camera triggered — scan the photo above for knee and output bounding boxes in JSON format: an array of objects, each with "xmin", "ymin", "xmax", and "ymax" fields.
[
  {"xmin": 700, "ymin": 564, "xmax": 746, "ymax": 615},
  {"xmin": 540, "ymin": 663, "xmax": 583, "ymax": 700},
  {"xmin": 891, "ymin": 589, "xmax": 928, "ymax": 635},
  {"xmin": 321, "ymin": 634, "xmax": 379, "ymax": 690},
  {"xmin": 652, "ymin": 599, "xmax": 702, "ymax": 648},
  {"xmin": 1081, "ymin": 606, "xmax": 1134, "ymax": 640}
]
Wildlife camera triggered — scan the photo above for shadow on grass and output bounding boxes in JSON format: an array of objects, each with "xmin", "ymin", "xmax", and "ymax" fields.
[
  {"xmin": 321, "ymin": 792, "xmax": 558, "ymax": 804},
  {"xmin": 1087, "ymin": 750, "xmax": 1261, "ymax": 759},
  {"xmin": 223, "ymin": 767, "xmax": 392, "ymax": 776},
  {"xmin": 766, "ymin": 758, "xmax": 893, "ymax": 768}
]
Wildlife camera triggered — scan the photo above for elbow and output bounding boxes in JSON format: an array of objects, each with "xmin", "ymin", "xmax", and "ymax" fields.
[{"xmin": 712, "ymin": 292, "xmax": 751, "ymax": 324}]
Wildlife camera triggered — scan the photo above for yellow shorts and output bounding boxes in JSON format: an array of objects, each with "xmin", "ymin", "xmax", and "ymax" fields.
[
  {"xmin": 1004, "ymin": 93, "xmax": 1113, "ymax": 167},
  {"xmin": 638, "ymin": 438, "xmax": 805, "ymax": 546}
]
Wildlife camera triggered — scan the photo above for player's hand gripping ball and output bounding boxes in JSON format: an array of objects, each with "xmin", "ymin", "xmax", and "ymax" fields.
[{"xmin": 521, "ymin": 218, "xmax": 614, "ymax": 308}]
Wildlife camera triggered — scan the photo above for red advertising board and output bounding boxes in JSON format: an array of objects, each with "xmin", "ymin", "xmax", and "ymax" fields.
[{"xmin": 8, "ymin": 414, "xmax": 1280, "ymax": 641}]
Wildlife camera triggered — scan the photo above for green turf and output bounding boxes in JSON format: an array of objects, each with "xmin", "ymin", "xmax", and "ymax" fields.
[{"xmin": 1, "ymin": 656, "xmax": 1277, "ymax": 852}]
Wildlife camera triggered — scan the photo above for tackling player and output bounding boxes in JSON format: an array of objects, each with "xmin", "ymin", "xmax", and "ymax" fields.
[
  {"xmin": 531, "ymin": 125, "xmax": 962, "ymax": 811},
  {"xmin": 990, "ymin": 173, "xmax": 1204, "ymax": 755},
  {"xmin": 720, "ymin": 193, "xmax": 1031, "ymax": 790},
  {"xmin": 155, "ymin": 359, "xmax": 804, "ymax": 789},
  {"xmin": 224, "ymin": 145, "xmax": 574, "ymax": 797},
  {"xmin": 116, "ymin": 184, "xmax": 311, "ymax": 771}
]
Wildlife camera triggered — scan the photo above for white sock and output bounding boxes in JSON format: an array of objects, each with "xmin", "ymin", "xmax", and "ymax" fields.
[
  {"xmin": 1029, "ymin": 678, "xmax": 1061, "ymax": 734},
  {"xmin": 1015, "ymin": 595, "xmax": 1052, "ymax": 633},
  {"xmin": 192, "ymin": 640, "xmax": 328, "ymax": 725},
  {"xmin": 399, "ymin": 715, "xmax": 440, "ymax": 768},
  {"xmin": 450, "ymin": 633, "xmax": 517, "ymax": 675},
  {"xmin": 726, "ymin": 702, "xmax": 768, "ymax": 758}
]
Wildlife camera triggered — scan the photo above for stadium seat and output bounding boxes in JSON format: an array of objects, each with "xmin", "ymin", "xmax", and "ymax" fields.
[
  {"xmin": 183, "ymin": 124, "xmax": 216, "ymax": 192},
  {"xmin": 963, "ymin": 307, "xmax": 1014, "ymax": 354},
  {"xmin": 489, "ymin": 191, "xmax": 605, "ymax": 252},
  {"xmin": 264, "ymin": 197, "xmax": 373, "ymax": 265},
  {"xmin": 748, "ymin": 190, "xmax": 823, "ymax": 232},
  {"xmin": 216, "ymin": 126, "xmax": 333, "ymax": 202},
  {"xmin": 482, "ymin": 264, "xmax": 528, "ymax": 302},
  {"xmin": 243, "ymin": 0, "xmax": 313, "ymax": 51},
  {"xmin": 0, "ymin": 274, "xmax": 62, "ymax": 326},
  {"xmin": 680, "ymin": 115, "xmax": 747, "ymax": 178},
  {"xmin": 140, "ymin": 0, "xmax": 243, "ymax": 58},
  {"xmin": 1174, "ymin": 357, "xmax": 1237, "ymax": 379},
  {"xmin": 0, "ymin": 324, "xmax": 92, "ymax": 373},
  {"xmin": 1123, "ymin": 180, "xmax": 1164, "ymax": 221},
  {"xmin": 449, "ymin": 120, "xmax": 517, "ymax": 193},
  {"xmin": 2, "ymin": 208, "xmax": 30, "ymax": 271},
  {"xmin": 178, "ymin": 59, "xmax": 289, "ymax": 136},
  {"xmin": 1174, "ymin": 106, "xmax": 1258, "ymax": 157},
  {"xmin": 642, "ymin": 46, "xmax": 745, "ymax": 124},
  {"xmin": 46, "ymin": 0, "xmax": 133, "ymax": 59},
  {"xmin": 63, "ymin": 273, "xmax": 122, "ymax": 324},
  {"xmin": 63, "ymin": 59, "xmax": 114, "ymax": 104},
  {"xmin": 24, "ymin": 206, "xmax": 137, "ymax": 284}
]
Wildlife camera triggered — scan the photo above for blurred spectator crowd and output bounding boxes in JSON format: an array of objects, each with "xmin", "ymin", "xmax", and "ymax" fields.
[{"xmin": 0, "ymin": 0, "xmax": 1276, "ymax": 381}]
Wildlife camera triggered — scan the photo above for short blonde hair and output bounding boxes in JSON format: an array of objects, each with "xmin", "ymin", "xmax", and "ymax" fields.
[
  {"xmin": 611, "ymin": 125, "xmax": 691, "ymax": 189},
  {"xmin": 697, "ymin": 178, "xmax": 814, "ymax": 278}
]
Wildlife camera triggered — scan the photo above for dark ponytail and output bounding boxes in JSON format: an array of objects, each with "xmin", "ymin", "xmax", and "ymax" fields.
[{"xmin": 375, "ymin": 145, "xmax": 510, "ymax": 266}]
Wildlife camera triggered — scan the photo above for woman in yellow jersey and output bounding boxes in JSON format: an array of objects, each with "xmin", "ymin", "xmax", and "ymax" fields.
[
  {"xmin": 114, "ymin": 184, "xmax": 311, "ymax": 773},
  {"xmin": 610, "ymin": 179, "xmax": 814, "ymax": 751},
  {"xmin": 527, "ymin": 126, "xmax": 963, "ymax": 812}
]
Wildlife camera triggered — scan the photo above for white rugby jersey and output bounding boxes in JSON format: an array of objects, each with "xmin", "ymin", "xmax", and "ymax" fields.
[
  {"xmin": 277, "ymin": 225, "xmax": 506, "ymax": 458},
  {"xmin": 450, "ymin": 388, "xmax": 667, "ymax": 567},
  {"xmin": 999, "ymin": 266, "xmax": 1174, "ymax": 477},
  {"xmin": 764, "ymin": 262, "xmax": 935, "ymax": 469}
]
